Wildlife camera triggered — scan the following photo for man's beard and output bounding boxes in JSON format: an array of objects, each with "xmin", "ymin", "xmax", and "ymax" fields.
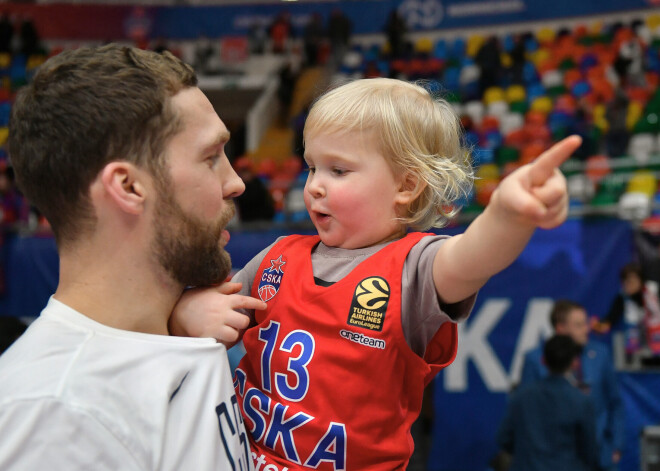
[{"xmin": 152, "ymin": 188, "xmax": 234, "ymax": 287}]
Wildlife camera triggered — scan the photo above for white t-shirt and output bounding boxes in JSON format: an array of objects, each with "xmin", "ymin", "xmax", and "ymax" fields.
[{"xmin": 0, "ymin": 297, "xmax": 252, "ymax": 471}]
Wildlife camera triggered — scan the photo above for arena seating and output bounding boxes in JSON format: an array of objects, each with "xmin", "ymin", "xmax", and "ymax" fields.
[{"xmin": 247, "ymin": 15, "xmax": 660, "ymax": 227}]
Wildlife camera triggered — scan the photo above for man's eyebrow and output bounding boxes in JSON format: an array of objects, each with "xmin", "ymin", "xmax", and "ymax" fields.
[{"xmin": 204, "ymin": 130, "xmax": 231, "ymax": 151}]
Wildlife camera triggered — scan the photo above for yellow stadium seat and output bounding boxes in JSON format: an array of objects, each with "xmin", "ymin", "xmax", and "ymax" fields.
[
  {"xmin": 530, "ymin": 96, "xmax": 553, "ymax": 114},
  {"xmin": 467, "ymin": 34, "xmax": 485, "ymax": 58},
  {"xmin": 484, "ymin": 86, "xmax": 505, "ymax": 105},
  {"xmin": 505, "ymin": 85, "xmax": 526, "ymax": 103}
]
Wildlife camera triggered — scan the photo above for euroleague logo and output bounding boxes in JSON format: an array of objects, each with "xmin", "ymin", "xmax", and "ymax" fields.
[
  {"xmin": 257, "ymin": 255, "xmax": 286, "ymax": 302},
  {"xmin": 347, "ymin": 276, "xmax": 390, "ymax": 331}
]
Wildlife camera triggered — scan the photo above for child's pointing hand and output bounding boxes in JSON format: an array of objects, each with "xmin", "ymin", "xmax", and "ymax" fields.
[{"xmin": 490, "ymin": 135, "xmax": 582, "ymax": 229}]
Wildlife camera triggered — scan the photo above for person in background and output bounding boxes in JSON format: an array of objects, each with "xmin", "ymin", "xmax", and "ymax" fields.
[
  {"xmin": 327, "ymin": 8, "xmax": 352, "ymax": 67},
  {"xmin": 498, "ymin": 334, "xmax": 599, "ymax": 471},
  {"xmin": 521, "ymin": 299, "xmax": 624, "ymax": 471},
  {"xmin": 233, "ymin": 156, "xmax": 275, "ymax": 223},
  {"xmin": 302, "ymin": 12, "xmax": 325, "ymax": 67},
  {"xmin": 593, "ymin": 262, "xmax": 660, "ymax": 362}
]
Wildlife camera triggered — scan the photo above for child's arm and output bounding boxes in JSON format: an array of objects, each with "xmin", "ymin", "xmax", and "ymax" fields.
[
  {"xmin": 168, "ymin": 281, "xmax": 266, "ymax": 347},
  {"xmin": 434, "ymin": 135, "xmax": 582, "ymax": 304}
]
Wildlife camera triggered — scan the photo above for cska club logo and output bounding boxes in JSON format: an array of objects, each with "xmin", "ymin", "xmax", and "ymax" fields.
[{"xmin": 257, "ymin": 255, "xmax": 286, "ymax": 302}]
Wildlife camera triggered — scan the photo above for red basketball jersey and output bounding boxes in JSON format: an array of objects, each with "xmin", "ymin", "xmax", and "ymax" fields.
[{"xmin": 235, "ymin": 233, "xmax": 458, "ymax": 470}]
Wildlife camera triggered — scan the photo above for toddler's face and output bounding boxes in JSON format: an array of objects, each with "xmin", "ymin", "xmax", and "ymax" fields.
[{"xmin": 303, "ymin": 130, "xmax": 407, "ymax": 249}]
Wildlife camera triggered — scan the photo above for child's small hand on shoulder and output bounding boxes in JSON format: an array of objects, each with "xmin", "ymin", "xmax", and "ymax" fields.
[
  {"xmin": 169, "ymin": 282, "xmax": 267, "ymax": 347},
  {"xmin": 488, "ymin": 135, "xmax": 582, "ymax": 230}
]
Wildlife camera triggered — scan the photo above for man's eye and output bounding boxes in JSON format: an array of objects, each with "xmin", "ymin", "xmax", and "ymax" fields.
[{"xmin": 207, "ymin": 153, "xmax": 220, "ymax": 166}]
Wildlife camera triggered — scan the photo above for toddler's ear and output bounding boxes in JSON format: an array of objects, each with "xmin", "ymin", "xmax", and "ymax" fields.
[{"xmin": 394, "ymin": 171, "xmax": 425, "ymax": 205}]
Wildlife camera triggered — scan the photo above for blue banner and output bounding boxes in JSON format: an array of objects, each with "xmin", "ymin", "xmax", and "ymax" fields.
[
  {"xmin": 149, "ymin": 0, "xmax": 658, "ymax": 39},
  {"xmin": 428, "ymin": 218, "xmax": 643, "ymax": 471}
]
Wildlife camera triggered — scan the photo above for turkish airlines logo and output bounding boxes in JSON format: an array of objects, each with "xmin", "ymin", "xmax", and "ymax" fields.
[{"xmin": 347, "ymin": 276, "xmax": 390, "ymax": 331}]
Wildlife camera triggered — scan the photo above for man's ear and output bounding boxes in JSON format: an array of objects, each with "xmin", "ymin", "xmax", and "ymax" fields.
[
  {"xmin": 99, "ymin": 162, "xmax": 149, "ymax": 215},
  {"xmin": 394, "ymin": 171, "xmax": 425, "ymax": 206}
]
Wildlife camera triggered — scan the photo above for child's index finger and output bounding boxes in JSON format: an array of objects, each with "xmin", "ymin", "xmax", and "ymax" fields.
[{"xmin": 528, "ymin": 135, "xmax": 582, "ymax": 186}]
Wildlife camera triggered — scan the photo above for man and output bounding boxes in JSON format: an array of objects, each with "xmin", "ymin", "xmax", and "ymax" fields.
[
  {"xmin": 498, "ymin": 334, "xmax": 599, "ymax": 471},
  {"xmin": 0, "ymin": 44, "xmax": 264, "ymax": 470},
  {"xmin": 520, "ymin": 299, "xmax": 625, "ymax": 471}
]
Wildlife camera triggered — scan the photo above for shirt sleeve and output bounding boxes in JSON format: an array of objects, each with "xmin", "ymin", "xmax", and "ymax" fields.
[
  {"xmin": 0, "ymin": 399, "xmax": 144, "ymax": 471},
  {"xmin": 401, "ymin": 234, "xmax": 478, "ymax": 356}
]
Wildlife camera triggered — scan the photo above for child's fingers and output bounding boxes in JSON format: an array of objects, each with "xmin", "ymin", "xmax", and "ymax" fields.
[
  {"xmin": 233, "ymin": 295, "xmax": 267, "ymax": 311},
  {"xmin": 506, "ymin": 183, "xmax": 549, "ymax": 220},
  {"xmin": 530, "ymin": 172, "xmax": 567, "ymax": 207},
  {"xmin": 215, "ymin": 325, "xmax": 242, "ymax": 345},
  {"xmin": 224, "ymin": 310, "xmax": 252, "ymax": 331},
  {"xmin": 535, "ymin": 197, "xmax": 568, "ymax": 229},
  {"xmin": 215, "ymin": 281, "xmax": 243, "ymax": 295},
  {"xmin": 528, "ymin": 135, "xmax": 582, "ymax": 186}
]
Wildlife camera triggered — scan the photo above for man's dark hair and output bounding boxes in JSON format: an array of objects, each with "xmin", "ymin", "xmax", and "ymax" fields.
[
  {"xmin": 544, "ymin": 334, "xmax": 580, "ymax": 375},
  {"xmin": 549, "ymin": 299, "xmax": 585, "ymax": 328},
  {"xmin": 8, "ymin": 44, "xmax": 197, "ymax": 247}
]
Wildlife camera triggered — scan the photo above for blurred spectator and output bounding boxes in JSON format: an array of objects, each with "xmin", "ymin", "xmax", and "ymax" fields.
[
  {"xmin": 570, "ymin": 107, "xmax": 598, "ymax": 160},
  {"xmin": 593, "ymin": 262, "xmax": 660, "ymax": 362},
  {"xmin": 277, "ymin": 60, "xmax": 298, "ymax": 125},
  {"xmin": 506, "ymin": 33, "xmax": 527, "ymax": 85},
  {"xmin": 0, "ymin": 13, "xmax": 13, "ymax": 54},
  {"xmin": 604, "ymin": 90, "xmax": 629, "ymax": 158},
  {"xmin": 291, "ymin": 102, "xmax": 310, "ymax": 161},
  {"xmin": 385, "ymin": 9, "xmax": 407, "ymax": 59},
  {"xmin": 18, "ymin": 16, "xmax": 40, "ymax": 57},
  {"xmin": 475, "ymin": 36, "xmax": 502, "ymax": 96},
  {"xmin": 303, "ymin": 12, "xmax": 325, "ymax": 67},
  {"xmin": 521, "ymin": 299, "xmax": 624, "ymax": 471},
  {"xmin": 124, "ymin": 6, "xmax": 152, "ymax": 50},
  {"xmin": 0, "ymin": 317, "xmax": 27, "ymax": 355},
  {"xmin": 498, "ymin": 334, "xmax": 599, "ymax": 471},
  {"xmin": 632, "ymin": 229, "xmax": 660, "ymax": 285},
  {"xmin": 614, "ymin": 38, "xmax": 646, "ymax": 88},
  {"xmin": 233, "ymin": 157, "xmax": 275, "ymax": 223},
  {"xmin": 269, "ymin": 11, "xmax": 293, "ymax": 55},
  {"xmin": 327, "ymin": 8, "xmax": 352, "ymax": 67},
  {"xmin": 193, "ymin": 35, "xmax": 216, "ymax": 75},
  {"xmin": 248, "ymin": 19, "xmax": 268, "ymax": 55},
  {"xmin": 0, "ymin": 162, "xmax": 29, "ymax": 229}
]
